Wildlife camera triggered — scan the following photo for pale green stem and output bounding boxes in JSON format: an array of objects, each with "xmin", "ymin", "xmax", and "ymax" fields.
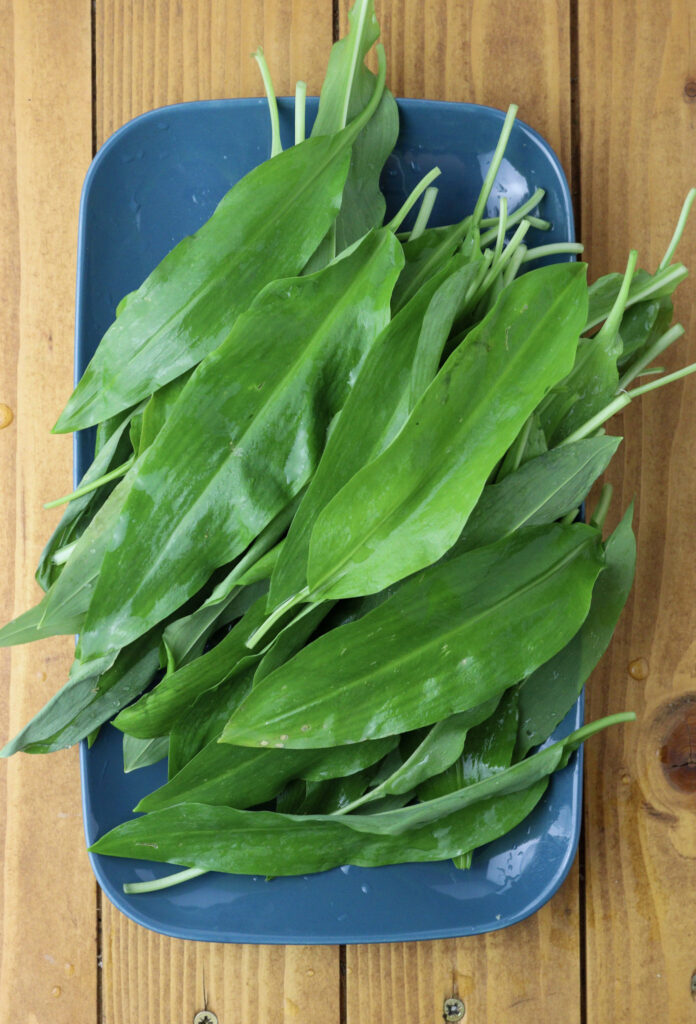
[
  {"xmin": 493, "ymin": 196, "xmax": 508, "ymax": 262},
  {"xmin": 560, "ymin": 361, "xmax": 696, "ymax": 445},
  {"xmin": 470, "ymin": 104, "xmax": 518, "ymax": 229},
  {"xmin": 477, "ymin": 218, "xmax": 531, "ymax": 296},
  {"xmin": 246, "ymin": 586, "xmax": 311, "ymax": 650},
  {"xmin": 595, "ymin": 249, "xmax": 638, "ymax": 345},
  {"xmin": 386, "ymin": 167, "xmax": 442, "ymax": 232},
  {"xmin": 584, "ymin": 263, "xmax": 687, "ymax": 332},
  {"xmin": 294, "ymin": 80, "xmax": 307, "ymax": 144},
  {"xmin": 123, "ymin": 867, "xmax": 207, "ymax": 895},
  {"xmin": 51, "ymin": 540, "xmax": 77, "ymax": 565},
  {"xmin": 479, "ymin": 188, "xmax": 549, "ymax": 246},
  {"xmin": 44, "ymin": 455, "xmax": 134, "ymax": 510},
  {"xmin": 409, "ymin": 187, "xmax": 439, "ymax": 241},
  {"xmin": 253, "ymin": 47, "xmax": 282, "ymax": 158},
  {"xmin": 479, "ymin": 186, "xmax": 546, "ymax": 229},
  {"xmin": 617, "ymin": 324, "xmax": 684, "ymax": 390},
  {"xmin": 659, "ymin": 188, "xmax": 696, "ymax": 269},
  {"xmin": 521, "ymin": 242, "xmax": 584, "ymax": 262},
  {"xmin": 502, "ymin": 243, "xmax": 527, "ymax": 287},
  {"xmin": 591, "ymin": 483, "xmax": 613, "ymax": 530},
  {"xmin": 509, "ymin": 415, "xmax": 534, "ymax": 474}
]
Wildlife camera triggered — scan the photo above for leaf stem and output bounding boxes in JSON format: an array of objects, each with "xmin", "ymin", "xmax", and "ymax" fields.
[
  {"xmin": 246, "ymin": 587, "xmax": 311, "ymax": 650},
  {"xmin": 479, "ymin": 186, "xmax": 548, "ymax": 245},
  {"xmin": 521, "ymin": 242, "xmax": 584, "ymax": 262},
  {"xmin": 123, "ymin": 866, "xmax": 207, "ymax": 894},
  {"xmin": 560, "ymin": 361, "xmax": 696, "ymax": 445},
  {"xmin": 470, "ymin": 104, "xmax": 518, "ymax": 230},
  {"xmin": 590, "ymin": 483, "xmax": 613, "ymax": 530},
  {"xmin": 294, "ymin": 80, "xmax": 307, "ymax": 144},
  {"xmin": 43, "ymin": 455, "xmax": 134, "ymax": 510},
  {"xmin": 617, "ymin": 323, "xmax": 684, "ymax": 390},
  {"xmin": 595, "ymin": 249, "xmax": 638, "ymax": 345},
  {"xmin": 253, "ymin": 47, "xmax": 282, "ymax": 158},
  {"xmin": 493, "ymin": 196, "xmax": 508, "ymax": 263},
  {"xmin": 386, "ymin": 167, "xmax": 442, "ymax": 232},
  {"xmin": 659, "ymin": 188, "xmax": 696, "ymax": 269},
  {"xmin": 409, "ymin": 186, "xmax": 439, "ymax": 241}
]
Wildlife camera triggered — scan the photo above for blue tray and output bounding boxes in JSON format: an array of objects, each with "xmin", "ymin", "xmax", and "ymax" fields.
[{"xmin": 76, "ymin": 96, "xmax": 581, "ymax": 944}]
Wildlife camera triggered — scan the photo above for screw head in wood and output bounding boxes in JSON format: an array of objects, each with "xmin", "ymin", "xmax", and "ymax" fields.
[
  {"xmin": 193, "ymin": 1012, "xmax": 218, "ymax": 1024},
  {"xmin": 443, "ymin": 995, "xmax": 466, "ymax": 1021}
]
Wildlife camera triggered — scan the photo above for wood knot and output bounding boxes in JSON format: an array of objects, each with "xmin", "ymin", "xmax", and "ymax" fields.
[
  {"xmin": 660, "ymin": 699, "xmax": 696, "ymax": 792},
  {"xmin": 684, "ymin": 79, "xmax": 696, "ymax": 101}
]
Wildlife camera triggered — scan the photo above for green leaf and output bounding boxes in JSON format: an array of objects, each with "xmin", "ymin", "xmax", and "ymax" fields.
[
  {"xmin": 419, "ymin": 688, "xmax": 519, "ymax": 803},
  {"xmin": 304, "ymin": 263, "xmax": 587, "ymax": 603},
  {"xmin": 337, "ymin": 696, "xmax": 502, "ymax": 812},
  {"xmin": 515, "ymin": 504, "xmax": 636, "ymax": 758},
  {"xmin": 91, "ymin": 782, "xmax": 550, "ymax": 876},
  {"xmin": 137, "ymin": 733, "xmax": 396, "ymax": 813},
  {"xmin": 36, "ymin": 409, "xmax": 136, "ymax": 591},
  {"xmin": 224, "ymin": 522, "xmax": 605, "ymax": 748},
  {"xmin": 77, "ymin": 229, "xmax": 403, "ymax": 661},
  {"xmin": 113, "ymin": 595, "xmax": 269, "ymax": 740},
  {"xmin": 585, "ymin": 264, "xmax": 687, "ymax": 333},
  {"xmin": 54, "ymin": 95, "xmax": 388, "ymax": 433},
  {"xmin": 123, "ymin": 734, "xmax": 169, "ymax": 773},
  {"xmin": 267, "ymin": 257, "xmax": 478, "ymax": 614},
  {"xmin": 93, "ymin": 714, "xmax": 633, "ymax": 876},
  {"xmin": 1, "ymin": 631, "xmax": 161, "ymax": 755},
  {"xmin": 311, "ymin": 0, "xmax": 399, "ymax": 255},
  {"xmin": 453, "ymin": 436, "xmax": 621, "ymax": 553}
]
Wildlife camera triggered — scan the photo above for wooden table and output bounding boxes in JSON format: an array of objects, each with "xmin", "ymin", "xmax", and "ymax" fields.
[{"xmin": 1, "ymin": 2, "xmax": 695, "ymax": 1021}]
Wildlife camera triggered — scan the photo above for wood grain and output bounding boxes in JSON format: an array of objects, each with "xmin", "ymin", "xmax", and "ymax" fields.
[
  {"xmin": 579, "ymin": 3, "xmax": 696, "ymax": 1023},
  {"xmin": 0, "ymin": 1, "xmax": 94, "ymax": 1021},
  {"xmin": 94, "ymin": 3, "xmax": 338, "ymax": 1021},
  {"xmin": 341, "ymin": 0, "xmax": 572, "ymax": 180},
  {"xmin": 95, "ymin": 0, "xmax": 334, "ymax": 146},
  {"xmin": 339, "ymin": 2, "xmax": 580, "ymax": 1020}
]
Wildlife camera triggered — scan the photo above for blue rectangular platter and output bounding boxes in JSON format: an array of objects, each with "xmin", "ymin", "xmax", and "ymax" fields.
[{"xmin": 77, "ymin": 96, "xmax": 582, "ymax": 944}]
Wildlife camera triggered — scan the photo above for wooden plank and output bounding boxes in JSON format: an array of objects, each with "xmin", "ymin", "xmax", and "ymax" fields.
[
  {"xmin": 96, "ymin": 0, "xmax": 334, "ymax": 144},
  {"xmin": 94, "ymin": 3, "xmax": 338, "ymax": 1021},
  {"xmin": 339, "ymin": 2, "xmax": 580, "ymax": 1021},
  {"xmin": 578, "ymin": 3, "xmax": 696, "ymax": 1022},
  {"xmin": 0, "ymin": 1, "xmax": 94, "ymax": 1021}
]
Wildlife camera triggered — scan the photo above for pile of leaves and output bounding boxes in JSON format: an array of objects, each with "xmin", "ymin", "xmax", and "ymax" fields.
[{"xmin": 2, "ymin": 0, "xmax": 694, "ymax": 891}]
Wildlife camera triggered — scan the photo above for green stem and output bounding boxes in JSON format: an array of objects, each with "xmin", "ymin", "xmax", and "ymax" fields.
[
  {"xmin": 477, "ymin": 218, "xmax": 531, "ymax": 297},
  {"xmin": 617, "ymin": 323, "xmax": 684, "ymax": 390},
  {"xmin": 521, "ymin": 242, "xmax": 584, "ymax": 262},
  {"xmin": 659, "ymin": 188, "xmax": 696, "ymax": 269},
  {"xmin": 470, "ymin": 104, "xmax": 518, "ymax": 229},
  {"xmin": 502, "ymin": 243, "xmax": 527, "ymax": 288},
  {"xmin": 409, "ymin": 186, "xmax": 439, "ymax": 241},
  {"xmin": 43, "ymin": 455, "xmax": 134, "ymax": 510},
  {"xmin": 246, "ymin": 586, "xmax": 311, "ymax": 650},
  {"xmin": 590, "ymin": 483, "xmax": 613, "ymax": 530},
  {"xmin": 584, "ymin": 262, "xmax": 688, "ymax": 332},
  {"xmin": 253, "ymin": 47, "xmax": 282, "ymax": 158},
  {"xmin": 479, "ymin": 187, "xmax": 548, "ymax": 245},
  {"xmin": 509, "ymin": 415, "xmax": 533, "ymax": 474},
  {"xmin": 560, "ymin": 361, "xmax": 696, "ymax": 445},
  {"xmin": 595, "ymin": 249, "xmax": 638, "ymax": 345},
  {"xmin": 51, "ymin": 540, "xmax": 77, "ymax": 565},
  {"xmin": 386, "ymin": 167, "xmax": 442, "ymax": 232},
  {"xmin": 493, "ymin": 196, "xmax": 508, "ymax": 263},
  {"xmin": 123, "ymin": 867, "xmax": 207, "ymax": 895},
  {"xmin": 294, "ymin": 80, "xmax": 307, "ymax": 144}
]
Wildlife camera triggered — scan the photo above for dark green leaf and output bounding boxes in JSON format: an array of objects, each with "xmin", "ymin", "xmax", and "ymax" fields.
[
  {"xmin": 515, "ymin": 504, "xmax": 636, "ymax": 758},
  {"xmin": 304, "ymin": 263, "xmax": 587, "ymax": 603},
  {"xmin": 224, "ymin": 523, "xmax": 604, "ymax": 748}
]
